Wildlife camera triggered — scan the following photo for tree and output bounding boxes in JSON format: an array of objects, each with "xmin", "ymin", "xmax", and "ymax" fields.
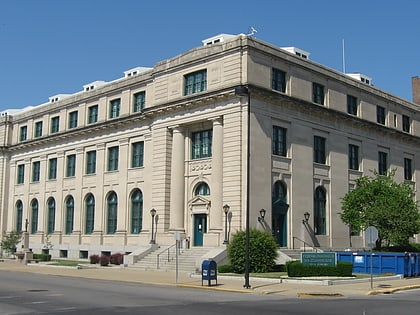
[
  {"xmin": 0, "ymin": 231, "xmax": 23, "ymax": 256},
  {"xmin": 340, "ymin": 170, "xmax": 420, "ymax": 249},
  {"xmin": 227, "ymin": 229, "xmax": 278, "ymax": 273}
]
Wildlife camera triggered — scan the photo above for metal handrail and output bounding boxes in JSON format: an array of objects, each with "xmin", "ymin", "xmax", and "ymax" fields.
[
  {"xmin": 156, "ymin": 242, "xmax": 181, "ymax": 269},
  {"xmin": 292, "ymin": 236, "xmax": 321, "ymax": 252}
]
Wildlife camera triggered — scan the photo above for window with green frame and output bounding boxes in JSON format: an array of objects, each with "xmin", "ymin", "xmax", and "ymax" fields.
[
  {"xmin": 86, "ymin": 151, "xmax": 96, "ymax": 174},
  {"xmin": 133, "ymin": 91, "xmax": 145, "ymax": 112},
  {"xmin": 109, "ymin": 99, "xmax": 120, "ymax": 118},
  {"xmin": 88, "ymin": 105, "xmax": 98, "ymax": 124},
  {"xmin": 194, "ymin": 182, "xmax": 210, "ymax": 196},
  {"xmin": 31, "ymin": 199, "xmax": 38, "ymax": 234},
  {"xmin": 314, "ymin": 186, "xmax": 326, "ymax": 235},
  {"xmin": 16, "ymin": 200, "xmax": 23, "ymax": 232},
  {"xmin": 32, "ymin": 161, "xmax": 40, "ymax": 182},
  {"xmin": 107, "ymin": 192, "xmax": 118, "ymax": 234},
  {"xmin": 17, "ymin": 164, "xmax": 25, "ymax": 184},
  {"xmin": 347, "ymin": 95, "xmax": 358, "ymax": 115},
  {"xmin": 85, "ymin": 194, "xmax": 95, "ymax": 234},
  {"xmin": 68, "ymin": 111, "xmax": 78, "ymax": 129},
  {"xmin": 313, "ymin": 136, "xmax": 326, "ymax": 164},
  {"xmin": 191, "ymin": 129, "xmax": 212, "ymax": 159},
  {"xmin": 272, "ymin": 68, "xmax": 286, "ymax": 93},
  {"xmin": 131, "ymin": 142, "xmax": 144, "ymax": 168},
  {"xmin": 272, "ymin": 126, "xmax": 287, "ymax": 156},
  {"xmin": 131, "ymin": 189, "xmax": 143, "ymax": 234},
  {"xmin": 48, "ymin": 158, "xmax": 57, "ymax": 180},
  {"xmin": 312, "ymin": 82, "xmax": 325, "ymax": 105},
  {"xmin": 348, "ymin": 144, "xmax": 359, "ymax": 170},
  {"xmin": 47, "ymin": 198, "xmax": 55, "ymax": 234},
  {"xmin": 378, "ymin": 151, "xmax": 388, "ymax": 175},
  {"xmin": 66, "ymin": 154, "xmax": 76, "ymax": 177},
  {"xmin": 107, "ymin": 146, "xmax": 119, "ymax": 171},
  {"xmin": 184, "ymin": 70, "xmax": 207, "ymax": 95},
  {"xmin": 65, "ymin": 196, "xmax": 74, "ymax": 234},
  {"xmin": 51, "ymin": 116, "xmax": 60, "ymax": 133},
  {"xmin": 34, "ymin": 121, "xmax": 43, "ymax": 138},
  {"xmin": 20, "ymin": 126, "xmax": 27, "ymax": 142}
]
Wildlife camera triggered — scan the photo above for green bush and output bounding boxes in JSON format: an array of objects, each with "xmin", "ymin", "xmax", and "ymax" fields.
[
  {"xmin": 227, "ymin": 229, "xmax": 278, "ymax": 273},
  {"xmin": 33, "ymin": 253, "xmax": 51, "ymax": 261},
  {"xmin": 286, "ymin": 261, "xmax": 353, "ymax": 277},
  {"xmin": 218, "ymin": 264, "xmax": 233, "ymax": 273}
]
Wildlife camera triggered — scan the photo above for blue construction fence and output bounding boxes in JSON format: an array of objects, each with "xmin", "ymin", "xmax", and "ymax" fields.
[{"xmin": 336, "ymin": 251, "xmax": 420, "ymax": 277}]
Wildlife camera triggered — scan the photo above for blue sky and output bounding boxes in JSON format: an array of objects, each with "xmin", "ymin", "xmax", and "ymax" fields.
[{"xmin": 1, "ymin": 0, "xmax": 419, "ymax": 111}]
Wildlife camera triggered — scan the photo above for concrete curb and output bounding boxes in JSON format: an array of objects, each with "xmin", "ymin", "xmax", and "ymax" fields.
[{"xmin": 367, "ymin": 284, "xmax": 420, "ymax": 295}]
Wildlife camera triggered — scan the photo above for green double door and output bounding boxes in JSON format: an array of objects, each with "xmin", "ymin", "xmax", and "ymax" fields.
[
  {"xmin": 193, "ymin": 214, "xmax": 207, "ymax": 246},
  {"xmin": 272, "ymin": 199, "xmax": 289, "ymax": 247}
]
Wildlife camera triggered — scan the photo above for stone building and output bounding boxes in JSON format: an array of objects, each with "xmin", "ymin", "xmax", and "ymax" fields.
[{"xmin": 1, "ymin": 33, "xmax": 419, "ymax": 259}]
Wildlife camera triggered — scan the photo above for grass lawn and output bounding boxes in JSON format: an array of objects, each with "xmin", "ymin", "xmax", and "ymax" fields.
[{"xmin": 49, "ymin": 260, "xmax": 81, "ymax": 267}]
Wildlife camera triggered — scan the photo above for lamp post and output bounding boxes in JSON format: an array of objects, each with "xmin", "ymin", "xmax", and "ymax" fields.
[
  {"xmin": 223, "ymin": 204, "xmax": 230, "ymax": 244},
  {"xmin": 150, "ymin": 208, "xmax": 157, "ymax": 244},
  {"xmin": 303, "ymin": 211, "xmax": 310, "ymax": 224},
  {"xmin": 235, "ymin": 85, "xmax": 251, "ymax": 289},
  {"xmin": 258, "ymin": 208, "xmax": 266, "ymax": 223}
]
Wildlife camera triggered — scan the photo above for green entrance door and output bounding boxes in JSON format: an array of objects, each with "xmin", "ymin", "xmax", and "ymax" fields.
[
  {"xmin": 193, "ymin": 214, "xmax": 207, "ymax": 246},
  {"xmin": 272, "ymin": 199, "xmax": 289, "ymax": 247}
]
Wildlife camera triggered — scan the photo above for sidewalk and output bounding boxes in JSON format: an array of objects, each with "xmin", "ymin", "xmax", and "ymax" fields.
[{"xmin": 1, "ymin": 259, "xmax": 420, "ymax": 297}]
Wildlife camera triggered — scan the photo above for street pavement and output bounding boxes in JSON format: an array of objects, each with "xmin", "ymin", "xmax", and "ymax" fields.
[{"xmin": 1, "ymin": 259, "xmax": 420, "ymax": 298}]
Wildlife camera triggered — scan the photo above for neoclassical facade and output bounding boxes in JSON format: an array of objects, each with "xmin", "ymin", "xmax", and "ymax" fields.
[{"xmin": 1, "ymin": 34, "xmax": 420, "ymax": 259}]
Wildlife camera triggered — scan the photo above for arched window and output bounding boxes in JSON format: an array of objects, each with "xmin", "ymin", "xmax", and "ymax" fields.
[
  {"xmin": 47, "ymin": 198, "xmax": 55, "ymax": 234},
  {"xmin": 31, "ymin": 199, "xmax": 38, "ymax": 234},
  {"xmin": 131, "ymin": 189, "xmax": 143, "ymax": 234},
  {"xmin": 85, "ymin": 194, "xmax": 95, "ymax": 234},
  {"xmin": 16, "ymin": 200, "xmax": 23, "ymax": 232},
  {"xmin": 107, "ymin": 192, "xmax": 118, "ymax": 234},
  {"xmin": 314, "ymin": 186, "xmax": 327, "ymax": 235},
  {"xmin": 65, "ymin": 196, "xmax": 74, "ymax": 234},
  {"xmin": 194, "ymin": 182, "xmax": 210, "ymax": 196}
]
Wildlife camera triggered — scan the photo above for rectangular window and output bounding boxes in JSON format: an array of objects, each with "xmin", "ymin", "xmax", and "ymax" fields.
[
  {"xmin": 69, "ymin": 111, "xmax": 78, "ymax": 129},
  {"xmin": 34, "ymin": 121, "xmax": 43, "ymax": 138},
  {"xmin": 272, "ymin": 68, "xmax": 286, "ymax": 93},
  {"xmin": 403, "ymin": 115, "xmax": 410, "ymax": 133},
  {"xmin": 184, "ymin": 70, "xmax": 207, "ymax": 95},
  {"xmin": 48, "ymin": 158, "xmax": 57, "ymax": 180},
  {"xmin": 17, "ymin": 164, "xmax": 25, "ymax": 184},
  {"xmin": 376, "ymin": 106, "xmax": 386, "ymax": 125},
  {"xmin": 66, "ymin": 154, "xmax": 76, "ymax": 177},
  {"xmin": 131, "ymin": 141, "xmax": 144, "ymax": 168},
  {"xmin": 312, "ymin": 83, "xmax": 325, "ymax": 105},
  {"xmin": 378, "ymin": 151, "xmax": 388, "ymax": 175},
  {"xmin": 191, "ymin": 129, "xmax": 212, "ymax": 159},
  {"xmin": 107, "ymin": 146, "xmax": 119, "ymax": 171},
  {"xmin": 314, "ymin": 136, "xmax": 326, "ymax": 164},
  {"xmin": 348, "ymin": 144, "xmax": 359, "ymax": 170},
  {"xmin": 109, "ymin": 99, "xmax": 120, "ymax": 118},
  {"xmin": 133, "ymin": 91, "xmax": 145, "ymax": 112},
  {"xmin": 19, "ymin": 126, "xmax": 27, "ymax": 142},
  {"xmin": 88, "ymin": 105, "xmax": 98, "ymax": 124},
  {"xmin": 404, "ymin": 158, "xmax": 413, "ymax": 181},
  {"xmin": 32, "ymin": 161, "xmax": 40, "ymax": 182},
  {"xmin": 272, "ymin": 126, "xmax": 287, "ymax": 156},
  {"xmin": 86, "ymin": 151, "xmax": 96, "ymax": 174},
  {"xmin": 51, "ymin": 116, "xmax": 59, "ymax": 133},
  {"xmin": 347, "ymin": 95, "xmax": 358, "ymax": 115}
]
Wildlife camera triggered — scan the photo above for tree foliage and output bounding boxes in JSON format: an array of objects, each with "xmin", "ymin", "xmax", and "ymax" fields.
[
  {"xmin": 0, "ymin": 231, "xmax": 22, "ymax": 256},
  {"xmin": 227, "ymin": 229, "xmax": 278, "ymax": 273},
  {"xmin": 340, "ymin": 170, "xmax": 420, "ymax": 248}
]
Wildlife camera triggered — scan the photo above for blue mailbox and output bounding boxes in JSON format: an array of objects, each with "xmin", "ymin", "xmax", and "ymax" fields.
[{"xmin": 202, "ymin": 260, "xmax": 217, "ymax": 286}]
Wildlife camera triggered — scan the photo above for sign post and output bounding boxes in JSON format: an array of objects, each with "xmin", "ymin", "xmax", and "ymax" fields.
[{"xmin": 365, "ymin": 226, "xmax": 378, "ymax": 289}]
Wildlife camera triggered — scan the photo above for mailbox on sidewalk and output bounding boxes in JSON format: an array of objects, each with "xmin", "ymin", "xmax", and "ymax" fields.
[{"xmin": 201, "ymin": 260, "xmax": 217, "ymax": 286}]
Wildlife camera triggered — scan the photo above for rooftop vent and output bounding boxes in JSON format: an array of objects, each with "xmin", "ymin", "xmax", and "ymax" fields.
[
  {"xmin": 202, "ymin": 34, "xmax": 237, "ymax": 46},
  {"xmin": 281, "ymin": 47, "xmax": 311, "ymax": 59},
  {"xmin": 346, "ymin": 73, "xmax": 373, "ymax": 86},
  {"xmin": 83, "ymin": 81, "xmax": 107, "ymax": 92},
  {"xmin": 124, "ymin": 67, "xmax": 152, "ymax": 78},
  {"xmin": 49, "ymin": 94, "xmax": 71, "ymax": 103}
]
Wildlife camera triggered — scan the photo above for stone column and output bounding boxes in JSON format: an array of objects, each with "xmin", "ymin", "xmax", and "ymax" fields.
[
  {"xmin": 169, "ymin": 126, "xmax": 185, "ymax": 231},
  {"xmin": 210, "ymin": 117, "xmax": 223, "ymax": 231}
]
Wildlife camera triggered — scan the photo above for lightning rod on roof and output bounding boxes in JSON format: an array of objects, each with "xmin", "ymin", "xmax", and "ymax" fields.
[{"xmin": 342, "ymin": 38, "xmax": 346, "ymax": 73}]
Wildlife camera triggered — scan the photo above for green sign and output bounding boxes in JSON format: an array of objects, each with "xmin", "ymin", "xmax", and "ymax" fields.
[{"xmin": 301, "ymin": 252, "xmax": 336, "ymax": 266}]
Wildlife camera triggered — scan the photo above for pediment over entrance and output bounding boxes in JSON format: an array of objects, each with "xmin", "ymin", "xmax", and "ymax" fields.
[{"xmin": 188, "ymin": 196, "xmax": 211, "ymax": 214}]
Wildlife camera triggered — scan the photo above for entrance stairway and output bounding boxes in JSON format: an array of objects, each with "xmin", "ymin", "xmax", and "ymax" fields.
[{"xmin": 131, "ymin": 246, "xmax": 212, "ymax": 273}]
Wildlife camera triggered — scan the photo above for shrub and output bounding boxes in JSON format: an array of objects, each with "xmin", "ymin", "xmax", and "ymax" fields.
[
  {"xmin": 286, "ymin": 261, "xmax": 353, "ymax": 277},
  {"xmin": 110, "ymin": 253, "xmax": 124, "ymax": 265},
  {"xmin": 218, "ymin": 264, "xmax": 233, "ymax": 273},
  {"xmin": 33, "ymin": 253, "xmax": 51, "ymax": 261},
  {"xmin": 227, "ymin": 229, "xmax": 278, "ymax": 273},
  {"xmin": 89, "ymin": 254, "xmax": 100, "ymax": 264},
  {"xmin": 99, "ymin": 255, "xmax": 110, "ymax": 266}
]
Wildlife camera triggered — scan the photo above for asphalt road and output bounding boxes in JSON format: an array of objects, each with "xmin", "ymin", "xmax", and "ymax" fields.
[{"xmin": 1, "ymin": 270, "xmax": 420, "ymax": 314}]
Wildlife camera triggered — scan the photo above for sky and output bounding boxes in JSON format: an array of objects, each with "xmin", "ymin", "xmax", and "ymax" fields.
[{"xmin": 0, "ymin": 0, "xmax": 419, "ymax": 111}]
